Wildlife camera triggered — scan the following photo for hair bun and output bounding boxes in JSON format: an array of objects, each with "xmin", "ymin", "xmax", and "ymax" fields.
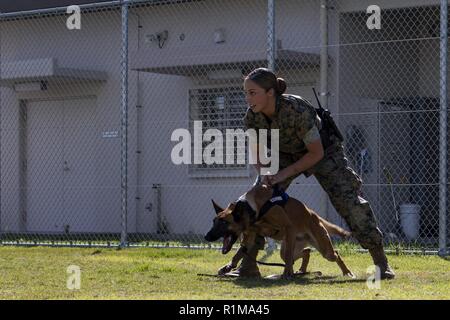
[{"xmin": 277, "ymin": 78, "xmax": 287, "ymax": 95}]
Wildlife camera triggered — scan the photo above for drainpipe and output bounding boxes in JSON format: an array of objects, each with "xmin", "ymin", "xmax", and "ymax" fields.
[
  {"xmin": 153, "ymin": 184, "xmax": 168, "ymax": 234},
  {"xmin": 120, "ymin": 2, "xmax": 129, "ymax": 247},
  {"xmin": 134, "ymin": 12, "xmax": 143, "ymax": 233},
  {"xmin": 135, "ymin": 72, "xmax": 142, "ymax": 233},
  {"xmin": 320, "ymin": 0, "xmax": 329, "ymax": 219}
]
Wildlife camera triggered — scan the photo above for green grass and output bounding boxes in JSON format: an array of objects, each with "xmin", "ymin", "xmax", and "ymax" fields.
[{"xmin": 0, "ymin": 245, "xmax": 449, "ymax": 300}]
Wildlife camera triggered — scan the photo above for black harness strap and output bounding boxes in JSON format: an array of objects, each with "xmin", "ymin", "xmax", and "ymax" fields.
[
  {"xmin": 239, "ymin": 185, "xmax": 290, "ymax": 224},
  {"xmin": 258, "ymin": 199, "xmax": 288, "ymax": 219},
  {"xmin": 256, "ymin": 185, "xmax": 290, "ymax": 220}
]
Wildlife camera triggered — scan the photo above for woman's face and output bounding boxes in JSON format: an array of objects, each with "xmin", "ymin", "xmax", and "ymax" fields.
[{"xmin": 243, "ymin": 79, "xmax": 274, "ymax": 114}]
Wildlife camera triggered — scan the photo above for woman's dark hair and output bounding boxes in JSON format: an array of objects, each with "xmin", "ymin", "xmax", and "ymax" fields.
[{"xmin": 245, "ymin": 67, "xmax": 287, "ymax": 96}]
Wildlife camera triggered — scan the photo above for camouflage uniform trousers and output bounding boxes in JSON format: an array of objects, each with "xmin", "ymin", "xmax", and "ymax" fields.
[{"xmin": 276, "ymin": 144, "xmax": 383, "ymax": 250}]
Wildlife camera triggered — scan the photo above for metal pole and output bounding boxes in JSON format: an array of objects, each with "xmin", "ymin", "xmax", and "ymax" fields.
[
  {"xmin": 320, "ymin": 0, "xmax": 328, "ymax": 108},
  {"xmin": 319, "ymin": 0, "xmax": 330, "ymax": 221},
  {"xmin": 0, "ymin": 0, "xmax": 162, "ymax": 20},
  {"xmin": 265, "ymin": 0, "xmax": 277, "ymax": 255},
  {"xmin": 120, "ymin": 1, "xmax": 129, "ymax": 248},
  {"xmin": 0, "ymin": 22, "xmax": 2, "ymax": 237},
  {"xmin": 267, "ymin": 0, "xmax": 275, "ymax": 71},
  {"xmin": 0, "ymin": 1, "xmax": 123, "ymax": 19},
  {"xmin": 439, "ymin": 0, "xmax": 448, "ymax": 257}
]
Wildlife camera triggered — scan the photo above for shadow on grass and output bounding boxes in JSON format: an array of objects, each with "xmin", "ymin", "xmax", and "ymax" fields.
[{"xmin": 208, "ymin": 273, "xmax": 367, "ymax": 288}]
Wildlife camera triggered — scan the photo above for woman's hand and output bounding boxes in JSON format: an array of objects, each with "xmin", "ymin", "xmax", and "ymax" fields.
[
  {"xmin": 266, "ymin": 169, "xmax": 292, "ymax": 186},
  {"xmin": 260, "ymin": 175, "xmax": 271, "ymax": 186},
  {"xmin": 261, "ymin": 139, "xmax": 324, "ymax": 187},
  {"xmin": 266, "ymin": 139, "xmax": 324, "ymax": 186}
]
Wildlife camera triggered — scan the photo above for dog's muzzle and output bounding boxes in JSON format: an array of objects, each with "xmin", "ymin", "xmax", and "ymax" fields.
[
  {"xmin": 204, "ymin": 232, "xmax": 216, "ymax": 242},
  {"xmin": 204, "ymin": 231, "xmax": 238, "ymax": 254}
]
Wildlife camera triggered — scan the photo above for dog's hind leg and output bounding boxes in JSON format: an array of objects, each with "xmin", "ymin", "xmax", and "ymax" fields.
[
  {"xmin": 281, "ymin": 238, "xmax": 310, "ymax": 274},
  {"xmin": 313, "ymin": 239, "xmax": 354, "ymax": 278},
  {"xmin": 298, "ymin": 248, "xmax": 311, "ymax": 274},
  {"xmin": 278, "ymin": 229, "xmax": 297, "ymax": 279},
  {"xmin": 308, "ymin": 215, "xmax": 355, "ymax": 278},
  {"xmin": 333, "ymin": 251, "xmax": 355, "ymax": 278}
]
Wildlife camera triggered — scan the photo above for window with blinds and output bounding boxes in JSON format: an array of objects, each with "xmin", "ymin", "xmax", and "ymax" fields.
[{"xmin": 188, "ymin": 86, "xmax": 249, "ymax": 175}]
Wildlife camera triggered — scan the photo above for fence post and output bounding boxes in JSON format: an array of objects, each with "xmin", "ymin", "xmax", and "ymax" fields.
[
  {"xmin": 320, "ymin": 0, "xmax": 328, "ymax": 108},
  {"xmin": 0, "ymin": 17, "xmax": 2, "ymax": 239},
  {"xmin": 267, "ymin": 0, "xmax": 275, "ymax": 71},
  {"xmin": 439, "ymin": 0, "xmax": 448, "ymax": 257},
  {"xmin": 120, "ymin": 1, "xmax": 129, "ymax": 248}
]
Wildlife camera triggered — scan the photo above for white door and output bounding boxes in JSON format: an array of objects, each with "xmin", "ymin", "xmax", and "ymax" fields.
[
  {"xmin": 26, "ymin": 97, "xmax": 98, "ymax": 233},
  {"xmin": 27, "ymin": 100, "xmax": 65, "ymax": 232},
  {"xmin": 62, "ymin": 97, "xmax": 99, "ymax": 232}
]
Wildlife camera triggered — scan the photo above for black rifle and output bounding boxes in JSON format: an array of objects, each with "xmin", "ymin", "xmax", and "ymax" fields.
[{"xmin": 312, "ymin": 88, "xmax": 344, "ymax": 146}]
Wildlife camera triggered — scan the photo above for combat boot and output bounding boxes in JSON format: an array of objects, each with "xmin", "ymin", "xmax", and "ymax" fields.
[
  {"xmin": 369, "ymin": 246, "xmax": 396, "ymax": 280},
  {"xmin": 224, "ymin": 245, "xmax": 261, "ymax": 278}
]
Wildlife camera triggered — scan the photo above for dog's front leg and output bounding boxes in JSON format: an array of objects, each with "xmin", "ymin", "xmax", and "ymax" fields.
[
  {"xmin": 218, "ymin": 231, "xmax": 255, "ymax": 276},
  {"xmin": 282, "ymin": 228, "xmax": 296, "ymax": 279},
  {"xmin": 218, "ymin": 246, "xmax": 245, "ymax": 275}
]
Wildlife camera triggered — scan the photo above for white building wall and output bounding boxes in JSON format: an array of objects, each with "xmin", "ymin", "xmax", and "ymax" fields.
[
  {"xmin": 0, "ymin": 11, "xmax": 127, "ymax": 233},
  {"xmin": 1, "ymin": 0, "xmax": 443, "ymax": 236},
  {"xmin": 129, "ymin": 0, "xmax": 325, "ymax": 234}
]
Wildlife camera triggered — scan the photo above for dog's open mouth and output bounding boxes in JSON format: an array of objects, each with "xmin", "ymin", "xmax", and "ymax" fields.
[{"xmin": 222, "ymin": 233, "xmax": 238, "ymax": 254}]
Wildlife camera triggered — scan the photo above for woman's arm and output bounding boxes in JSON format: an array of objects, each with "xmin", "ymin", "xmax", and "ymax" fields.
[
  {"xmin": 249, "ymin": 142, "xmax": 274, "ymax": 185},
  {"xmin": 267, "ymin": 138, "xmax": 324, "ymax": 186}
]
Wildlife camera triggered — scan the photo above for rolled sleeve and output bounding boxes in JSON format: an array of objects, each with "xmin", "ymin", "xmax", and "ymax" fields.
[
  {"xmin": 294, "ymin": 107, "xmax": 318, "ymax": 143},
  {"xmin": 302, "ymin": 126, "xmax": 321, "ymax": 146}
]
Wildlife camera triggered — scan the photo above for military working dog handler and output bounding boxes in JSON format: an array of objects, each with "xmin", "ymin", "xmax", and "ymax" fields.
[{"xmin": 221, "ymin": 68, "xmax": 395, "ymax": 280}]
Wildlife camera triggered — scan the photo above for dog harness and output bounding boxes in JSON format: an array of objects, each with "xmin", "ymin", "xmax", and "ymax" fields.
[{"xmin": 241, "ymin": 185, "xmax": 290, "ymax": 222}]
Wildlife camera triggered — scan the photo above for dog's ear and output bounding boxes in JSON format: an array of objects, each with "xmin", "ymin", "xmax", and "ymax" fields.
[
  {"xmin": 231, "ymin": 201, "xmax": 246, "ymax": 222},
  {"xmin": 211, "ymin": 199, "xmax": 224, "ymax": 215}
]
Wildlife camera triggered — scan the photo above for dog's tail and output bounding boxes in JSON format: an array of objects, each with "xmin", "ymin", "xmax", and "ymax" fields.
[{"xmin": 317, "ymin": 215, "xmax": 351, "ymax": 239}]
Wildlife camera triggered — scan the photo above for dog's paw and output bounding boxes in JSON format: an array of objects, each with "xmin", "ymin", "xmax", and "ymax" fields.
[
  {"xmin": 281, "ymin": 270, "xmax": 294, "ymax": 280},
  {"xmin": 265, "ymin": 274, "xmax": 282, "ymax": 280},
  {"xmin": 344, "ymin": 271, "xmax": 356, "ymax": 279},
  {"xmin": 217, "ymin": 264, "xmax": 235, "ymax": 276}
]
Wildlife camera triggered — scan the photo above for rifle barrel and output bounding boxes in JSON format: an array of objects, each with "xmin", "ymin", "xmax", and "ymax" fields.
[{"xmin": 313, "ymin": 88, "xmax": 323, "ymax": 110}]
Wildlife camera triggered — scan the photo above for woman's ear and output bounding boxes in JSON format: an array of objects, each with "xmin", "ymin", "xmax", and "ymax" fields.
[{"xmin": 267, "ymin": 88, "xmax": 275, "ymax": 97}]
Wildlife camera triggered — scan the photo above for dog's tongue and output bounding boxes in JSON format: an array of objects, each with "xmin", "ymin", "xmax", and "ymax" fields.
[{"xmin": 222, "ymin": 235, "xmax": 230, "ymax": 254}]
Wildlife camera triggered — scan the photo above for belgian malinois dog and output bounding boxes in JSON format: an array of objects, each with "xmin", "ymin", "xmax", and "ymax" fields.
[{"xmin": 205, "ymin": 184, "xmax": 355, "ymax": 279}]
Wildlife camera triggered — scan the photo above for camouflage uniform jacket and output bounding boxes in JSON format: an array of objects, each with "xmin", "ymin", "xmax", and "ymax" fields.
[
  {"xmin": 243, "ymin": 95, "xmax": 383, "ymax": 250},
  {"xmin": 243, "ymin": 94, "xmax": 323, "ymax": 168}
]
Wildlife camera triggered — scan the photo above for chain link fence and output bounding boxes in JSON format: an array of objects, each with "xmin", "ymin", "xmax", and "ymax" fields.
[{"xmin": 0, "ymin": 0, "xmax": 448, "ymax": 254}]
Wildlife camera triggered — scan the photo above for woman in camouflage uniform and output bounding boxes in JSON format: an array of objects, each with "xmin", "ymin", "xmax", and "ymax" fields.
[{"xmin": 225, "ymin": 68, "xmax": 395, "ymax": 279}]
